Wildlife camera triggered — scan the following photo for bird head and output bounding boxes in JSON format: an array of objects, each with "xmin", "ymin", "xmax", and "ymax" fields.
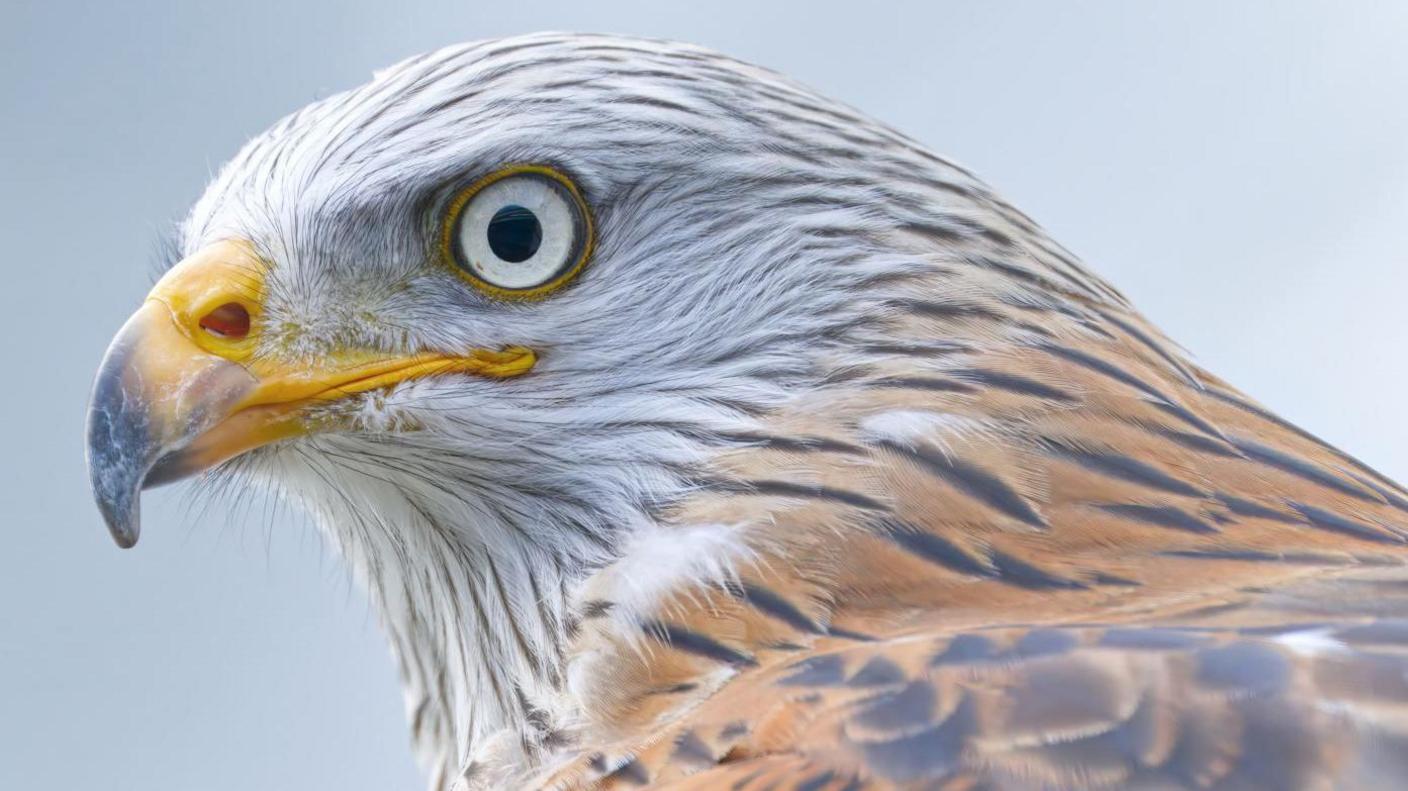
[
  {"xmin": 87, "ymin": 35, "xmax": 892, "ymax": 546},
  {"xmin": 85, "ymin": 32, "xmax": 1126, "ymax": 783}
]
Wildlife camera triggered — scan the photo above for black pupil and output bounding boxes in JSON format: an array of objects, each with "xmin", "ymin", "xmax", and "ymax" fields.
[{"xmin": 486, "ymin": 205, "xmax": 542, "ymax": 263}]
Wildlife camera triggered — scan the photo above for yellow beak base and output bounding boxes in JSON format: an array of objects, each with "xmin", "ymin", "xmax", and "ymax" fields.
[{"xmin": 85, "ymin": 241, "xmax": 535, "ymax": 547}]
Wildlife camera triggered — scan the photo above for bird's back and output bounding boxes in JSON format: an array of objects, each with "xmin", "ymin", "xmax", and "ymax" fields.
[{"xmin": 535, "ymin": 260, "xmax": 1408, "ymax": 790}]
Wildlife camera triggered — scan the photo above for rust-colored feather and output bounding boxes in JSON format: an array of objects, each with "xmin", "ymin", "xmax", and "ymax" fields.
[{"xmin": 537, "ymin": 283, "xmax": 1408, "ymax": 790}]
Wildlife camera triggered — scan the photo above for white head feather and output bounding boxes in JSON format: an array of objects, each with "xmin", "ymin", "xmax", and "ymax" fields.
[{"xmin": 176, "ymin": 32, "xmax": 1116, "ymax": 787}]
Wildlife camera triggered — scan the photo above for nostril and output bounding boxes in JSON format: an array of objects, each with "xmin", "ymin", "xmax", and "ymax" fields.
[{"xmin": 198, "ymin": 302, "xmax": 251, "ymax": 339}]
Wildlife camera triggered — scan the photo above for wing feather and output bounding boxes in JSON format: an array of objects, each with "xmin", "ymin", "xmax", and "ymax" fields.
[{"xmin": 539, "ymin": 285, "xmax": 1408, "ymax": 790}]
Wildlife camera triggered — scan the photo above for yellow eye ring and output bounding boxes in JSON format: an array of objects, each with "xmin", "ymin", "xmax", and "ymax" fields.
[{"xmin": 439, "ymin": 165, "xmax": 595, "ymax": 300}]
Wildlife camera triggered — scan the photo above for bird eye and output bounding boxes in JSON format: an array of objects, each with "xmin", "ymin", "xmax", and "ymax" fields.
[{"xmin": 442, "ymin": 166, "xmax": 593, "ymax": 299}]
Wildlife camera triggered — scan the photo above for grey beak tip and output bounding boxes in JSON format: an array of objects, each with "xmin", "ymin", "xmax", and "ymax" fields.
[
  {"xmin": 111, "ymin": 525, "xmax": 140, "ymax": 549},
  {"xmin": 87, "ymin": 349, "xmax": 151, "ymax": 551},
  {"xmin": 92, "ymin": 481, "xmax": 142, "ymax": 549}
]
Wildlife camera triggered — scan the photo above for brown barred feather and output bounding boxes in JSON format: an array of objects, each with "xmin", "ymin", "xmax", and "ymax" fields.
[{"xmin": 537, "ymin": 289, "xmax": 1408, "ymax": 790}]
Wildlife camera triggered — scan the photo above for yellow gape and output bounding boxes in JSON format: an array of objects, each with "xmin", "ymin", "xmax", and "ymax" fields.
[{"xmin": 85, "ymin": 238, "xmax": 536, "ymax": 547}]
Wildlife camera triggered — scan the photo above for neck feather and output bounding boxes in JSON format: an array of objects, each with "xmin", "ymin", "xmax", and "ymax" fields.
[{"xmin": 245, "ymin": 418, "xmax": 709, "ymax": 786}]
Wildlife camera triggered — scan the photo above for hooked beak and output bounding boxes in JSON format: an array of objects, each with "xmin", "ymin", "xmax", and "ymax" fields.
[{"xmin": 85, "ymin": 240, "xmax": 535, "ymax": 548}]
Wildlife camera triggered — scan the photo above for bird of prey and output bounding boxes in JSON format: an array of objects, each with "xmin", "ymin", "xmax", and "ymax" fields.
[{"xmin": 86, "ymin": 33, "xmax": 1408, "ymax": 791}]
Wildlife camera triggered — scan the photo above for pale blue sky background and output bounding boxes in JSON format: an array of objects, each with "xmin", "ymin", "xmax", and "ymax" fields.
[{"xmin": 3, "ymin": 2, "xmax": 1407, "ymax": 789}]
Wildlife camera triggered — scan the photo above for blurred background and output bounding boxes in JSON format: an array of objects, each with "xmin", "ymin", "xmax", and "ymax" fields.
[{"xmin": 3, "ymin": 2, "xmax": 1407, "ymax": 788}]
